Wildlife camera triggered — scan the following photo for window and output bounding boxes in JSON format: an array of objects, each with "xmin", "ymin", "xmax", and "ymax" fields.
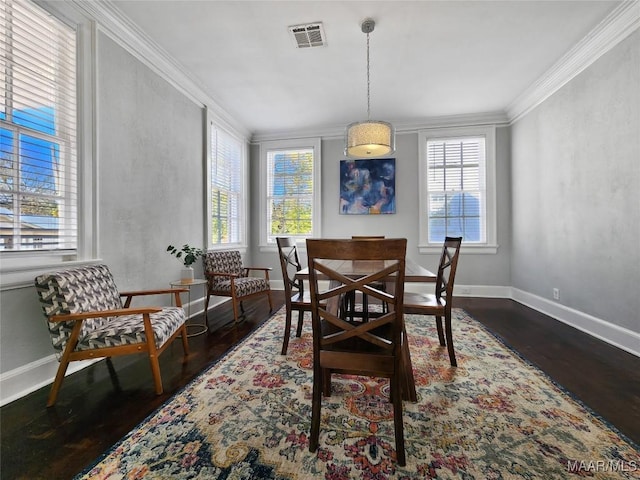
[
  {"xmin": 208, "ymin": 123, "xmax": 246, "ymax": 248},
  {"xmin": 260, "ymin": 138, "xmax": 321, "ymax": 247},
  {"xmin": 419, "ymin": 126, "xmax": 497, "ymax": 254},
  {"xmin": 1, "ymin": 0, "xmax": 78, "ymax": 252}
]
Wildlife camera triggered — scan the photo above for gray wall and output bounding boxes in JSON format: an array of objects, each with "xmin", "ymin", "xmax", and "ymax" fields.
[
  {"xmin": 511, "ymin": 30, "xmax": 640, "ymax": 333},
  {"xmin": 250, "ymin": 127, "xmax": 513, "ymax": 289},
  {"xmin": 97, "ymin": 34, "xmax": 205, "ymax": 293},
  {"xmin": 0, "ymin": 32, "xmax": 205, "ymax": 377}
]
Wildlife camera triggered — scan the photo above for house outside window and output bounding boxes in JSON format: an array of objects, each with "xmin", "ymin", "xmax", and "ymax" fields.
[
  {"xmin": 208, "ymin": 123, "xmax": 246, "ymax": 248},
  {"xmin": 419, "ymin": 126, "xmax": 497, "ymax": 254},
  {"xmin": 1, "ymin": 0, "xmax": 78, "ymax": 252},
  {"xmin": 260, "ymin": 138, "xmax": 321, "ymax": 247}
]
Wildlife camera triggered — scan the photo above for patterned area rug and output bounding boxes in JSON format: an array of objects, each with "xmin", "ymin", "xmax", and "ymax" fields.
[{"xmin": 76, "ymin": 308, "xmax": 639, "ymax": 479}]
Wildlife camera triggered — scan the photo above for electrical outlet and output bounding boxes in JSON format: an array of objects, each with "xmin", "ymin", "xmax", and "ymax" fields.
[{"xmin": 553, "ymin": 288, "xmax": 560, "ymax": 300}]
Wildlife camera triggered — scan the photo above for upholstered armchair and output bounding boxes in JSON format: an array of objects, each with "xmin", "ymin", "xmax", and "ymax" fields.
[
  {"xmin": 34, "ymin": 264, "xmax": 190, "ymax": 406},
  {"xmin": 202, "ymin": 250, "xmax": 273, "ymax": 324}
]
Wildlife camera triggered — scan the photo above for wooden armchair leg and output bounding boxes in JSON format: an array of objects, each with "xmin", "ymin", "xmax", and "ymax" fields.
[
  {"xmin": 267, "ymin": 290, "xmax": 274, "ymax": 311},
  {"xmin": 180, "ymin": 324, "xmax": 190, "ymax": 355},
  {"xmin": 148, "ymin": 353, "xmax": 163, "ymax": 395},
  {"xmin": 204, "ymin": 293, "xmax": 211, "ymax": 322},
  {"xmin": 105, "ymin": 357, "xmax": 122, "ymax": 392},
  {"xmin": 47, "ymin": 328, "xmax": 81, "ymax": 407},
  {"xmin": 47, "ymin": 358, "xmax": 71, "ymax": 407},
  {"xmin": 232, "ymin": 299, "xmax": 241, "ymax": 323}
]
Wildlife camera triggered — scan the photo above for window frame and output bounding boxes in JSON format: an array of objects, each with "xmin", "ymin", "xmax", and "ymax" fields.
[
  {"xmin": 418, "ymin": 125, "xmax": 498, "ymax": 254},
  {"xmin": 0, "ymin": 0, "xmax": 96, "ymax": 286},
  {"xmin": 259, "ymin": 137, "xmax": 321, "ymax": 251},
  {"xmin": 205, "ymin": 113, "xmax": 248, "ymax": 251}
]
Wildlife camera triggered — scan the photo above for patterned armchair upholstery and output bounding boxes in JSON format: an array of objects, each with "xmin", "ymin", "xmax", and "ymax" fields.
[
  {"xmin": 34, "ymin": 264, "xmax": 190, "ymax": 406},
  {"xmin": 203, "ymin": 250, "xmax": 273, "ymax": 323}
]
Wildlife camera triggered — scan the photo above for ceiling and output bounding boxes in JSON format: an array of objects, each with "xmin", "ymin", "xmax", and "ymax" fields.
[{"xmin": 110, "ymin": 0, "xmax": 621, "ymax": 137}]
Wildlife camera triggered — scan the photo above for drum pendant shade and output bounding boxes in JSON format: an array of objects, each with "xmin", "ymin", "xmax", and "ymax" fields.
[
  {"xmin": 346, "ymin": 120, "xmax": 394, "ymax": 157},
  {"xmin": 345, "ymin": 19, "xmax": 395, "ymax": 158}
]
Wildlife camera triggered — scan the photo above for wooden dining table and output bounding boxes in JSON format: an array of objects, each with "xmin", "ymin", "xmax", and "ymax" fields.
[
  {"xmin": 295, "ymin": 258, "xmax": 436, "ymax": 283},
  {"xmin": 295, "ymin": 258, "xmax": 435, "ymax": 403}
]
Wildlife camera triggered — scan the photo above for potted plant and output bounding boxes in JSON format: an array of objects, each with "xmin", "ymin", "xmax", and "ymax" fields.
[{"xmin": 167, "ymin": 244, "xmax": 204, "ymax": 283}]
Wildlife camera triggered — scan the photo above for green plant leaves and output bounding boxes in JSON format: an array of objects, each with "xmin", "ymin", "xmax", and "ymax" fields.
[{"xmin": 167, "ymin": 244, "xmax": 204, "ymax": 267}]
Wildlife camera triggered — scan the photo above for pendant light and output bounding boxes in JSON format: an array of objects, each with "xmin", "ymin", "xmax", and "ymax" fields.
[{"xmin": 345, "ymin": 18, "xmax": 395, "ymax": 158}]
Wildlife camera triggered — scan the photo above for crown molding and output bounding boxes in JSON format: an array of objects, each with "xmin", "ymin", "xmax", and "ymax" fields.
[
  {"xmin": 66, "ymin": 0, "xmax": 638, "ymax": 140},
  {"xmin": 68, "ymin": 0, "xmax": 251, "ymax": 140},
  {"xmin": 507, "ymin": 0, "xmax": 640, "ymax": 124},
  {"xmin": 393, "ymin": 111, "xmax": 510, "ymax": 133},
  {"xmin": 251, "ymin": 124, "xmax": 347, "ymax": 143},
  {"xmin": 250, "ymin": 111, "xmax": 510, "ymax": 144}
]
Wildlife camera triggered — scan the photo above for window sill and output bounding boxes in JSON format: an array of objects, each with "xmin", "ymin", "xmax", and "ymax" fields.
[
  {"xmin": 207, "ymin": 245, "xmax": 247, "ymax": 254},
  {"xmin": 0, "ymin": 257, "xmax": 102, "ymax": 291},
  {"xmin": 418, "ymin": 244, "xmax": 499, "ymax": 255},
  {"xmin": 259, "ymin": 241, "xmax": 308, "ymax": 254}
]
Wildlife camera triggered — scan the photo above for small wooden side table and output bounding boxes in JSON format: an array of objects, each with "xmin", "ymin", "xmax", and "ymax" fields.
[{"xmin": 170, "ymin": 278, "xmax": 208, "ymax": 337}]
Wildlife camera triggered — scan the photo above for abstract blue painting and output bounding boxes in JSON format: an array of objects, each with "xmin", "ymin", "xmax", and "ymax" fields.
[{"xmin": 339, "ymin": 158, "xmax": 396, "ymax": 215}]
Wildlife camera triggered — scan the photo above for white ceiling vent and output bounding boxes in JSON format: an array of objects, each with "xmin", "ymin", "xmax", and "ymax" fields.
[{"xmin": 288, "ymin": 23, "xmax": 326, "ymax": 48}]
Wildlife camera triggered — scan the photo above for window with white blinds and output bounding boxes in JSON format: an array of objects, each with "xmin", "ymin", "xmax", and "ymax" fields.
[
  {"xmin": 419, "ymin": 126, "xmax": 497, "ymax": 253},
  {"xmin": 210, "ymin": 125, "xmax": 243, "ymax": 246},
  {"xmin": 261, "ymin": 138, "xmax": 321, "ymax": 245},
  {"xmin": 0, "ymin": 0, "xmax": 78, "ymax": 252},
  {"xmin": 426, "ymin": 136, "xmax": 486, "ymax": 243}
]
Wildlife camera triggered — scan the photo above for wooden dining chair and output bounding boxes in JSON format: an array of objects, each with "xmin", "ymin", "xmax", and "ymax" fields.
[
  {"xmin": 306, "ymin": 238, "xmax": 409, "ymax": 466},
  {"xmin": 404, "ymin": 236, "xmax": 462, "ymax": 366},
  {"xmin": 276, "ymin": 237, "xmax": 313, "ymax": 355}
]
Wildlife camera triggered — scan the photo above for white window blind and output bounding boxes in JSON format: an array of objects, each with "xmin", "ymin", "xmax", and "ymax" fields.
[
  {"xmin": 426, "ymin": 136, "xmax": 486, "ymax": 243},
  {"xmin": 0, "ymin": 0, "xmax": 77, "ymax": 252},
  {"xmin": 210, "ymin": 125, "xmax": 243, "ymax": 245},
  {"xmin": 266, "ymin": 147, "xmax": 314, "ymax": 242}
]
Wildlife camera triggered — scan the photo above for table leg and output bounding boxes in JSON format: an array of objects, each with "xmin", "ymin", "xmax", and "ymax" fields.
[
  {"xmin": 185, "ymin": 283, "xmax": 208, "ymax": 337},
  {"xmin": 171, "ymin": 281, "xmax": 209, "ymax": 337}
]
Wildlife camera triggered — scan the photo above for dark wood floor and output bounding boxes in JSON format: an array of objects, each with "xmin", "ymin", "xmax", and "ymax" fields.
[{"xmin": 1, "ymin": 294, "xmax": 638, "ymax": 479}]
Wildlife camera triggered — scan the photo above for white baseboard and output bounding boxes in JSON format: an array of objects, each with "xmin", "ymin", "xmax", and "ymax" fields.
[
  {"xmin": 454, "ymin": 284, "xmax": 512, "ymax": 298},
  {"xmin": 511, "ymin": 288, "xmax": 640, "ymax": 358},
  {"xmin": 0, "ymin": 355, "xmax": 100, "ymax": 407}
]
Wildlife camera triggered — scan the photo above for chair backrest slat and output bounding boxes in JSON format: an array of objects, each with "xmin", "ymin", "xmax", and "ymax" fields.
[
  {"xmin": 276, "ymin": 237, "xmax": 303, "ymax": 300},
  {"xmin": 306, "ymin": 238, "xmax": 407, "ymax": 359},
  {"xmin": 435, "ymin": 237, "xmax": 463, "ymax": 301}
]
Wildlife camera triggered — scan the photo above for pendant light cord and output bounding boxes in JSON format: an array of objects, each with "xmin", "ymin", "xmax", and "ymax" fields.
[{"xmin": 366, "ymin": 30, "xmax": 371, "ymax": 120}]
